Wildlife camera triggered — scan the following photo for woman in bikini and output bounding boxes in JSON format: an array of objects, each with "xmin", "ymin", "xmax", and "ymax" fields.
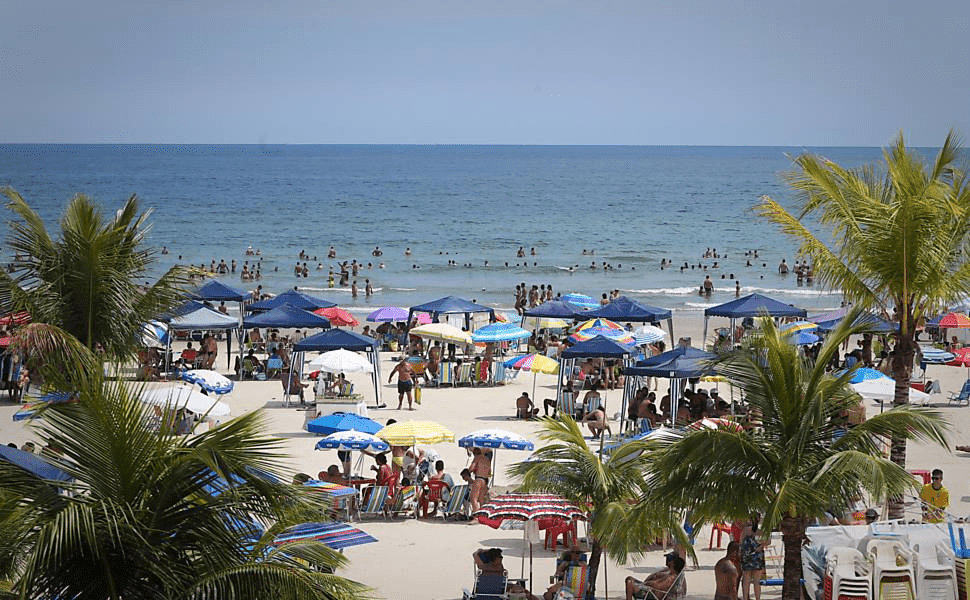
[{"xmin": 469, "ymin": 448, "xmax": 493, "ymax": 513}]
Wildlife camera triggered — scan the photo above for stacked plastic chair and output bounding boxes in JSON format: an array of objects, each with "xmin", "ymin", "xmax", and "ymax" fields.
[
  {"xmin": 910, "ymin": 527, "xmax": 957, "ymax": 600},
  {"xmin": 868, "ymin": 539, "xmax": 917, "ymax": 600},
  {"xmin": 826, "ymin": 547, "xmax": 871, "ymax": 600}
]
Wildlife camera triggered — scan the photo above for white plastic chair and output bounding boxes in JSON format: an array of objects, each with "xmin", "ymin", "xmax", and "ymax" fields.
[
  {"xmin": 827, "ymin": 547, "xmax": 871, "ymax": 600},
  {"xmin": 910, "ymin": 526, "xmax": 957, "ymax": 600},
  {"xmin": 868, "ymin": 539, "xmax": 916, "ymax": 600}
]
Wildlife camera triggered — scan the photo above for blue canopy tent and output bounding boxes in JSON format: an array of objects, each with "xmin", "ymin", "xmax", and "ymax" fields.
[
  {"xmin": 559, "ymin": 335, "xmax": 637, "ymax": 433},
  {"xmin": 584, "ymin": 296, "xmax": 675, "ymax": 343},
  {"xmin": 294, "ymin": 329, "xmax": 383, "ymax": 408},
  {"xmin": 703, "ymin": 293, "xmax": 807, "ymax": 347},
  {"xmin": 0, "ymin": 445, "xmax": 73, "ymax": 482},
  {"xmin": 246, "ymin": 289, "xmax": 336, "ymax": 313},
  {"xmin": 407, "ymin": 296, "xmax": 495, "ymax": 331},
  {"xmin": 809, "ymin": 306, "xmax": 897, "ymax": 334},
  {"xmin": 522, "ymin": 300, "xmax": 586, "ymax": 319},
  {"xmin": 243, "ymin": 307, "xmax": 332, "ymax": 403},
  {"xmin": 192, "ymin": 280, "xmax": 251, "ymax": 375},
  {"xmin": 625, "ymin": 346, "xmax": 718, "ymax": 428},
  {"xmin": 160, "ymin": 304, "xmax": 240, "ymax": 374}
]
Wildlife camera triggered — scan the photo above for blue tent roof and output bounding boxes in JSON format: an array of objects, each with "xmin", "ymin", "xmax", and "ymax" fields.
[
  {"xmin": 584, "ymin": 296, "xmax": 672, "ymax": 322},
  {"xmin": 560, "ymin": 335, "xmax": 636, "ymax": 358},
  {"xmin": 294, "ymin": 328, "xmax": 378, "ymax": 352},
  {"xmin": 522, "ymin": 300, "xmax": 585, "ymax": 319},
  {"xmin": 625, "ymin": 346, "xmax": 717, "ymax": 378},
  {"xmin": 0, "ymin": 445, "xmax": 73, "ymax": 481},
  {"xmin": 408, "ymin": 296, "xmax": 495, "ymax": 322},
  {"xmin": 192, "ymin": 280, "xmax": 250, "ymax": 302},
  {"xmin": 704, "ymin": 293, "xmax": 806, "ymax": 318},
  {"xmin": 243, "ymin": 305, "xmax": 332, "ymax": 329},
  {"xmin": 812, "ymin": 310, "xmax": 896, "ymax": 333},
  {"xmin": 247, "ymin": 289, "xmax": 336, "ymax": 313}
]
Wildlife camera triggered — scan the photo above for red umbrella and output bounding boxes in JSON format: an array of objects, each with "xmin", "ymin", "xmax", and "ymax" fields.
[
  {"xmin": 0, "ymin": 311, "xmax": 30, "ymax": 327},
  {"xmin": 313, "ymin": 306, "xmax": 359, "ymax": 327},
  {"xmin": 938, "ymin": 312, "xmax": 970, "ymax": 329},
  {"xmin": 473, "ymin": 493, "xmax": 587, "ymax": 590}
]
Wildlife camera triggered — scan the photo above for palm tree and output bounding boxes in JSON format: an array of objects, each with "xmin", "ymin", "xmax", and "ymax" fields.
[
  {"xmin": 0, "ymin": 365, "xmax": 371, "ymax": 599},
  {"xmin": 755, "ymin": 131, "xmax": 970, "ymax": 493},
  {"xmin": 0, "ymin": 188, "xmax": 189, "ymax": 361},
  {"xmin": 643, "ymin": 311, "xmax": 949, "ymax": 600},
  {"xmin": 508, "ymin": 417, "xmax": 688, "ymax": 599}
]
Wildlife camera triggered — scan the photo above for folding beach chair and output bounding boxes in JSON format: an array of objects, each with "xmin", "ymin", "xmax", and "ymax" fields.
[
  {"xmin": 357, "ymin": 485, "xmax": 390, "ymax": 520},
  {"xmin": 554, "ymin": 563, "xmax": 589, "ymax": 600},
  {"xmin": 264, "ymin": 357, "xmax": 283, "ymax": 378},
  {"xmin": 457, "ymin": 363, "xmax": 474, "ymax": 386},
  {"xmin": 438, "ymin": 362, "xmax": 455, "ymax": 386},
  {"xmin": 443, "ymin": 484, "xmax": 470, "ymax": 520},
  {"xmin": 948, "ymin": 380, "xmax": 970, "ymax": 406},
  {"xmin": 463, "ymin": 569, "xmax": 509, "ymax": 600},
  {"xmin": 388, "ymin": 484, "xmax": 417, "ymax": 518}
]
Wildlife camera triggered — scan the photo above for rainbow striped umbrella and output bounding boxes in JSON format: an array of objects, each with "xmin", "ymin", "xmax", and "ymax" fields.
[
  {"xmin": 272, "ymin": 521, "xmax": 377, "ymax": 549},
  {"xmin": 568, "ymin": 326, "xmax": 635, "ymax": 346},
  {"xmin": 504, "ymin": 353, "xmax": 560, "ymax": 374},
  {"xmin": 572, "ymin": 318, "xmax": 624, "ymax": 332}
]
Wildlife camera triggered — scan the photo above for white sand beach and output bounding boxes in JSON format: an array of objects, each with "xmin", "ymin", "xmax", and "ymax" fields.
[{"xmin": 1, "ymin": 314, "xmax": 968, "ymax": 600}]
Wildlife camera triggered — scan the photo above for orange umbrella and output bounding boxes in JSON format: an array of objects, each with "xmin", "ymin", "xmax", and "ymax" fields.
[
  {"xmin": 938, "ymin": 312, "xmax": 970, "ymax": 328},
  {"xmin": 313, "ymin": 307, "xmax": 359, "ymax": 327}
]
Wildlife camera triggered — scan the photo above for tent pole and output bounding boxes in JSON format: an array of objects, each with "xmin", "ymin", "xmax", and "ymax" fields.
[
  {"xmin": 667, "ymin": 316, "xmax": 675, "ymax": 345},
  {"xmin": 702, "ymin": 317, "xmax": 709, "ymax": 351}
]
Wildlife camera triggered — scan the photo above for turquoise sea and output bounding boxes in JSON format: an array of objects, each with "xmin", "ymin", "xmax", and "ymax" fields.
[{"xmin": 0, "ymin": 144, "xmax": 888, "ymax": 316}]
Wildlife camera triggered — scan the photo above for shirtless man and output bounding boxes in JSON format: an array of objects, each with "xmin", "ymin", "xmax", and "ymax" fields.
[
  {"xmin": 715, "ymin": 542, "xmax": 741, "ymax": 600},
  {"xmin": 427, "ymin": 341, "xmax": 441, "ymax": 381},
  {"xmin": 389, "ymin": 358, "xmax": 416, "ymax": 410},
  {"xmin": 516, "ymin": 392, "xmax": 538, "ymax": 419},
  {"xmin": 625, "ymin": 553, "xmax": 686, "ymax": 600},
  {"xmin": 203, "ymin": 333, "xmax": 218, "ymax": 369}
]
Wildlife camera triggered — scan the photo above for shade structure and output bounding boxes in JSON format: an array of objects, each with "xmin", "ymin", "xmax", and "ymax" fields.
[
  {"xmin": 315, "ymin": 430, "xmax": 389, "ymax": 452},
  {"xmin": 377, "ymin": 421, "xmax": 455, "ymax": 445},
  {"xmin": 704, "ymin": 293, "xmax": 807, "ymax": 318},
  {"xmin": 458, "ymin": 429, "xmax": 535, "ymax": 451},
  {"xmin": 688, "ymin": 418, "xmax": 745, "ymax": 432},
  {"xmin": 307, "ymin": 349, "xmax": 374, "ymax": 374},
  {"xmin": 181, "ymin": 369, "xmax": 234, "ymax": 394},
  {"xmin": 521, "ymin": 316, "xmax": 569, "ymax": 330},
  {"xmin": 938, "ymin": 312, "xmax": 970, "ymax": 329},
  {"xmin": 474, "ymin": 492, "xmax": 586, "ymax": 523},
  {"xmin": 470, "ymin": 322, "xmax": 531, "ymax": 343},
  {"xmin": 407, "ymin": 295, "xmax": 495, "ymax": 328},
  {"xmin": 306, "ymin": 412, "xmax": 382, "ymax": 436},
  {"xmin": 836, "ymin": 367, "xmax": 891, "ymax": 384},
  {"xmin": 584, "ymin": 296, "xmax": 672, "ymax": 322},
  {"xmin": 0, "ymin": 445, "xmax": 72, "ymax": 481},
  {"xmin": 12, "ymin": 391, "xmax": 76, "ymax": 422},
  {"xmin": 141, "ymin": 320, "xmax": 169, "ymax": 347},
  {"xmin": 522, "ymin": 300, "xmax": 585, "ymax": 319},
  {"xmin": 415, "ymin": 312, "xmax": 432, "ymax": 325},
  {"xmin": 560, "ymin": 335, "xmax": 636, "ymax": 359},
  {"xmin": 633, "ymin": 324, "xmax": 668, "ymax": 345},
  {"xmin": 572, "ymin": 318, "xmax": 625, "ymax": 332},
  {"xmin": 313, "ymin": 306, "xmax": 359, "ymax": 327},
  {"xmin": 779, "ymin": 321, "xmax": 818, "ymax": 335},
  {"xmin": 191, "ymin": 280, "xmax": 250, "ymax": 302},
  {"xmin": 0, "ymin": 311, "xmax": 30, "ymax": 326},
  {"xmin": 246, "ymin": 289, "xmax": 336, "ymax": 312},
  {"xmin": 140, "ymin": 385, "xmax": 231, "ymax": 417},
  {"xmin": 789, "ymin": 332, "xmax": 820, "ymax": 346},
  {"xmin": 243, "ymin": 305, "xmax": 332, "ymax": 329},
  {"xmin": 809, "ymin": 307, "xmax": 896, "ymax": 333},
  {"xmin": 625, "ymin": 347, "xmax": 716, "ymax": 378},
  {"xmin": 852, "ymin": 378, "xmax": 930, "ymax": 404},
  {"xmin": 367, "ymin": 306, "xmax": 408, "ymax": 322},
  {"xmin": 272, "ymin": 521, "xmax": 377, "ymax": 550},
  {"xmin": 166, "ymin": 305, "xmax": 238, "ymax": 329},
  {"xmin": 408, "ymin": 323, "xmax": 473, "ymax": 344},
  {"xmin": 561, "ymin": 293, "xmax": 599, "ymax": 310},
  {"xmin": 295, "ymin": 328, "xmax": 379, "ymax": 352},
  {"xmin": 303, "ymin": 479, "xmax": 357, "ymax": 498},
  {"xmin": 922, "ymin": 348, "xmax": 956, "ymax": 364},
  {"xmin": 504, "ymin": 354, "xmax": 560, "ymax": 374},
  {"xmin": 567, "ymin": 326, "xmax": 636, "ymax": 346}
]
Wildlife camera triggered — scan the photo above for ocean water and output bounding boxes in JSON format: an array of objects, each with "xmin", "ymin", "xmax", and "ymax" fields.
[{"xmin": 0, "ymin": 144, "xmax": 886, "ymax": 316}]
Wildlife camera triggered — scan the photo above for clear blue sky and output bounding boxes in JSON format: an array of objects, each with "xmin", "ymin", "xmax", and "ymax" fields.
[{"xmin": 1, "ymin": 0, "xmax": 967, "ymax": 146}]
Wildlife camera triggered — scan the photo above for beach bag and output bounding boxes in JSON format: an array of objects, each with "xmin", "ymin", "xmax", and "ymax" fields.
[{"xmin": 414, "ymin": 385, "xmax": 422, "ymax": 405}]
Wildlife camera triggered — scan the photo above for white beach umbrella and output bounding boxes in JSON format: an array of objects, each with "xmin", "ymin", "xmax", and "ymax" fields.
[
  {"xmin": 140, "ymin": 385, "xmax": 231, "ymax": 417},
  {"xmin": 181, "ymin": 369, "xmax": 234, "ymax": 394},
  {"xmin": 307, "ymin": 349, "xmax": 374, "ymax": 374},
  {"xmin": 852, "ymin": 378, "xmax": 931, "ymax": 405},
  {"xmin": 409, "ymin": 323, "xmax": 473, "ymax": 344}
]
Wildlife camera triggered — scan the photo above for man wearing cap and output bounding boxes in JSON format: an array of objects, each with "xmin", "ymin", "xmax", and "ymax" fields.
[
  {"xmin": 625, "ymin": 552, "xmax": 686, "ymax": 600},
  {"xmin": 920, "ymin": 468, "xmax": 949, "ymax": 523},
  {"xmin": 864, "ymin": 508, "xmax": 879, "ymax": 525}
]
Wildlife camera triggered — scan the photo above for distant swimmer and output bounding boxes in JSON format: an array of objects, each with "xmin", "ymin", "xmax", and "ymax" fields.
[
  {"xmin": 778, "ymin": 259, "xmax": 789, "ymax": 274},
  {"xmin": 703, "ymin": 275, "xmax": 714, "ymax": 296},
  {"xmin": 405, "ymin": 247, "xmax": 412, "ymax": 256},
  {"xmin": 372, "ymin": 246, "xmax": 383, "ymax": 257}
]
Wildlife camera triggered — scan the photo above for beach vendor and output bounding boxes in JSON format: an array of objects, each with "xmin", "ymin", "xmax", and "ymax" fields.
[{"xmin": 920, "ymin": 468, "xmax": 949, "ymax": 523}]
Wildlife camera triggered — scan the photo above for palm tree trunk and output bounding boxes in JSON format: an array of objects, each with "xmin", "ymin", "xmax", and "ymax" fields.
[
  {"xmin": 586, "ymin": 539, "xmax": 602, "ymax": 599},
  {"xmin": 888, "ymin": 319, "xmax": 917, "ymax": 519},
  {"xmin": 780, "ymin": 514, "xmax": 805, "ymax": 600}
]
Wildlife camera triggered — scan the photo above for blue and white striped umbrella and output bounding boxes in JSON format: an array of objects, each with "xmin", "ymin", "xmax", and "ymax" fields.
[
  {"xmin": 314, "ymin": 430, "xmax": 389, "ymax": 452},
  {"xmin": 471, "ymin": 322, "xmax": 532, "ymax": 343},
  {"xmin": 633, "ymin": 324, "xmax": 667, "ymax": 345},
  {"xmin": 562, "ymin": 293, "xmax": 599, "ymax": 310},
  {"xmin": 458, "ymin": 429, "xmax": 535, "ymax": 451},
  {"xmin": 182, "ymin": 369, "xmax": 234, "ymax": 394},
  {"xmin": 791, "ymin": 332, "xmax": 819, "ymax": 346},
  {"xmin": 922, "ymin": 347, "xmax": 955, "ymax": 364}
]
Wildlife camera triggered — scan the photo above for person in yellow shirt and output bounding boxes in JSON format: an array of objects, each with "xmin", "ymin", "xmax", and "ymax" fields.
[{"xmin": 919, "ymin": 468, "xmax": 949, "ymax": 523}]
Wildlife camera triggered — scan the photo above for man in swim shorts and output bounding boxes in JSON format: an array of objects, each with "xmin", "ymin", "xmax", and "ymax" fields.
[
  {"xmin": 625, "ymin": 553, "xmax": 686, "ymax": 600},
  {"xmin": 714, "ymin": 541, "xmax": 740, "ymax": 600},
  {"xmin": 389, "ymin": 357, "xmax": 416, "ymax": 410}
]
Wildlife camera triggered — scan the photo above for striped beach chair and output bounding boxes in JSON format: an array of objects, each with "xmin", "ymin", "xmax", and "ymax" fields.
[
  {"xmin": 438, "ymin": 362, "xmax": 455, "ymax": 387},
  {"xmin": 388, "ymin": 485, "xmax": 417, "ymax": 518},
  {"xmin": 358, "ymin": 485, "xmax": 390, "ymax": 520},
  {"xmin": 558, "ymin": 564, "xmax": 589, "ymax": 600},
  {"xmin": 443, "ymin": 484, "xmax": 470, "ymax": 520},
  {"xmin": 457, "ymin": 363, "xmax": 474, "ymax": 386}
]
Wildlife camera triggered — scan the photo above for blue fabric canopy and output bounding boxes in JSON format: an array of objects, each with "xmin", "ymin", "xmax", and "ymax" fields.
[
  {"xmin": 522, "ymin": 300, "xmax": 585, "ymax": 319},
  {"xmin": 560, "ymin": 335, "xmax": 635, "ymax": 358},
  {"xmin": 192, "ymin": 280, "xmax": 250, "ymax": 302},
  {"xmin": 704, "ymin": 293, "xmax": 806, "ymax": 318},
  {"xmin": 810, "ymin": 307, "xmax": 896, "ymax": 333},
  {"xmin": 167, "ymin": 306, "xmax": 239, "ymax": 330},
  {"xmin": 407, "ymin": 295, "xmax": 495, "ymax": 324},
  {"xmin": 0, "ymin": 445, "xmax": 73, "ymax": 481},
  {"xmin": 625, "ymin": 346, "xmax": 717, "ymax": 378},
  {"xmin": 306, "ymin": 412, "xmax": 383, "ymax": 435},
  {"xmin": 294, "ymin": 328, "xmax": 378, "ymax": 352},
  {"xmin": 247, "ymin": 289, "xmax": 336, "ymax": 313},
  {"xmin": 584, "ymin": 296, "xmax": 672, "ymax": 322},
  {"xmin": 242, "ymin": 305, "xmax": 331, "ymax": 329}
]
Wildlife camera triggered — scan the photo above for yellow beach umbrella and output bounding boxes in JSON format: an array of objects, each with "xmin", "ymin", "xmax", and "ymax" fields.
[
  {"xmin": 377, "ymin": 421, "xmax": 455, "ymax": 446},
  {"xmin": 408, "ymin": 323, "xmax": 473, "ymax": 345}
]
